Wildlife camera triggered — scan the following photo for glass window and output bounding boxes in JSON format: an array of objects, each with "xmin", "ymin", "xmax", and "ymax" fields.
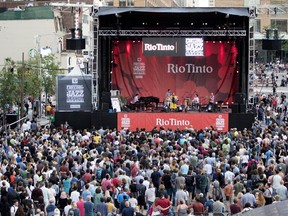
[
  {"xmin": 119, "ymin": 0, "xmax": 126, "ymax": 7},
  {"xmin": 106, "ymin": 0, "xmax": 114, "ymax": 6},
  {"xmin": 270, "ymin": 0, "xmax": 286, "ymax": 4},
  {"xmin": 271, "ymin": 19, "xmax": 288, "ymax": 32},
  {"xmin": 255, "ymin": 19, "xmax": 261, "ymax": 33},
  {"xmin": 83, "ymin": 15, "xmax": 88, "ymax": 24}
]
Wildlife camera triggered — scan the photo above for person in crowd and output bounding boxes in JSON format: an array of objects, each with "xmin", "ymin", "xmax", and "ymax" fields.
[
  {"xmin": 176, "ymin": 199, "xmax": 188, "ymax": 216},
  {"xmin": 230, "ymin": 198, "xmax": 242, "ymax": 215},
  {"xmin": 84, "ymin": 196, "xmax": 94, "ymax": 216},
  {"xmin": 189, "ymin": 197, "xmax": 205, "ymax": 216}
]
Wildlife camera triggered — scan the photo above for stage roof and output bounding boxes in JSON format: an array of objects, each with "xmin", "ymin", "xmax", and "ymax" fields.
[
  {"xmin": 96, "ymin": 7, "xmax": 249, "ymax": 17},
  {"xmin": 96, "ymin": 7, "xmax": 249, "ymax": 31}
]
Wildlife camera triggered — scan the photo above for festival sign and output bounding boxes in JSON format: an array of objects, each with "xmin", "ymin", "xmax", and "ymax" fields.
[{"xmin": 57, "ymin": 75, "xmax": 92, "ymax": 112}]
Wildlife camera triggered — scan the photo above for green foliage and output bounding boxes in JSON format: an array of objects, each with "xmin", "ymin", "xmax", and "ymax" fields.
[
  {"xmin": 25, "ymin": 58, "xmax": 42, "ymax": 99},
  {"xmin": 41, "ymin": 54, "xmax": 62, "ymax": 97},
  {"xmin": 0, "ymin": 54, "xmax": 62, "ymax": 112},
  {"xmin": 0, "ymin": 58, "xmax": 18, "ymax": 111}
]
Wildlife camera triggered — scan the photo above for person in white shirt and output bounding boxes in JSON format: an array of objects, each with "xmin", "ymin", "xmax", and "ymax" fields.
[
  {"xmin": 40, "ymin": 182, "xmax": 49, "ymax": 209},
  {"xmin": 70, "ymin": 187, "xmax": 80, "ymax": 203},
  {"xmin": 128, "ymin": 193, "xmax": 138, "ymax": 208},
  {"xmin": 64, "ymin": 200, "xmax": 72, "ymax": 216},
  {"xmin": 10, "ymin": 200, "xmax": 19, "ymax": 216},
  {"xmin": 143, "ymin": 177, "xmax": 150, "ymax": 190},
  {"xmin": 271, "ymin": 170, "xmax": 283, "ymax": 190},
  {"xmin": 145, "ymin": 183, "xmax": 156, "ymax": 210},
  {"xmin": 224, "ymin": 167, "xmax": 235, "ymax": 185}
]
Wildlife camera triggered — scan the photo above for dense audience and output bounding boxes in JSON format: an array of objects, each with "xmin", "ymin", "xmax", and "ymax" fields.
[{"xmin": 0, "ymin": 93, "xmax": 287, "ymax": 216}]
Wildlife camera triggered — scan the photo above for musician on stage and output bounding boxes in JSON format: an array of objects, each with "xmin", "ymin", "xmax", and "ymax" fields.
[
  {"xmin": 165, "ymin": 89, "xmax": 172, "ymax": 106},
  {"xmin": 130, "ymin": 93, "xmax": 140, "ymax": 111},
  {"xmin": 207, "ymin": 92, "xmax": 215, "ymax": 112},
  {"xmin": 133, "ymin": 93, "xmax": 139, "ymax": 104},
  {"xmin": 170, "ymin": 93, "xmax": 178, "ymax": 111},
  {"xmin": 192, "ymin": 94, "xmax": 200, "ymax": 111}
]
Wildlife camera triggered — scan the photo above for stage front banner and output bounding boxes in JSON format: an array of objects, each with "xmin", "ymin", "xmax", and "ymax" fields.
[
  {"xmin": 117, "ymin": 113, "xmax": 228, "ymax": 132},
  {"xmin": 112, "ymin": 39, "xmax": 239, "ymax": 104}
]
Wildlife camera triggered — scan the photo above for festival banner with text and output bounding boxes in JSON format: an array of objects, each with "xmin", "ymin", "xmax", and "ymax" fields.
[
  {"xmin": 112, "ymin": 39, "xmax": 238, "ymax": 104},
  {"xmin": 117, "ymin": 113, "xmax": 229, "ymax": 132}
]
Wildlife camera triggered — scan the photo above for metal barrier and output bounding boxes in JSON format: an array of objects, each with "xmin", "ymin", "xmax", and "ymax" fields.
[{"xmin": 6, "ymin": 115, "xmax": 28, "ymax": 130}]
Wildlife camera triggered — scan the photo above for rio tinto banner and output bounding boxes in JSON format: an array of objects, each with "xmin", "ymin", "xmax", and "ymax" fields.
[
  {"xmin": 142, "ymin": 37, "xmax": 204, "ymax": 56},
  {"xmin": 117, "ymin": 113, "xmax": 228, "ymax": 132}
]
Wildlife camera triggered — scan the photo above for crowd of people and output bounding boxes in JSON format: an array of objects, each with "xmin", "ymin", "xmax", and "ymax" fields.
[{"xmin": 0, "ymin": 93, "xmax": 287, "ymax": 216}]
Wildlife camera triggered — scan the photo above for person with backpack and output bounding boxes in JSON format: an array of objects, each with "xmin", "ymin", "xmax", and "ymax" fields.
[
  {"xmin": 212, "ymin": 180, "xmax": 223, "ymax": 202},
  {"xmin": 136, "ymin": 179, "xmax": 146, "ymax": 214},
  {"xmin": 196, "ymin": 170, "xmax": 209, "ymax": 198},
  {"xmin": 184, "ymin": 170, "xmax": 195, "ymax": 200},
  {"xmin": 170, "ymin": 169, "xmax": 178, "ymax": 206},
  {"xmin": 263, "ymin": 182, "xmax": 276, "ymax": 205},
  {"xmin": 10, "ymin": 200, "xmax": 19, "ymax": 216}
]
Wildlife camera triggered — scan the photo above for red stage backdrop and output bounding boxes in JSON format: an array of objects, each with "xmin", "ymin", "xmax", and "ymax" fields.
[
  {"xmin": 112, "ymin": 40, "xmax": 239, "ymax": 104},
  {"xmin": 117, "ymin": 113, "xmax": 229, "ymax": 131}
]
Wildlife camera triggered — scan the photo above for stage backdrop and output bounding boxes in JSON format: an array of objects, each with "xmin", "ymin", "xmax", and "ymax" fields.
[
  {"xmin": 117, "ymin": 113, "xmax": 228, "ymax": 132},
  {"xmin": 112, "ymin": 39, "xmax": 239, "ymax": 104}
]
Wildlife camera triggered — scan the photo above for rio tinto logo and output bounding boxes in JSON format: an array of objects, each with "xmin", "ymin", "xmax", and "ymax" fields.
[
  {"xmin": 216, "ymin": 115, "xmax": 225, "ymax": 130},
  {"xmin": 156, "ymin": 118, "xmax": 190, "ymax": 126},
  {"xmin": 144, "ymin": 43, "xmax": 176, "ymax": 51}
]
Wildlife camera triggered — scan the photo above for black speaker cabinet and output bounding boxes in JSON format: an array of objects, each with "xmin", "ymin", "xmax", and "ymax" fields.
[
  {"xmin": 262, "ymin": 39, "xmax": 282, "ymax": 50},
  {"xmin": 239, "ymin": 104, "xmax": 246, "ymax": 113},
  {"xmin": 101, "ymin": 92, "xmax": 111, "ymax": 104},
  {"xmin": 235, "ymin": 93, "xmax": 246, "ymax": 104},
  {"xmin": 231, "ymin": 104, "xmax": 239, "ymax": 113},
  {"xmin": 66, "ymin": 38, "xmax": 85, "ymax": 50},
  {"xmin": 101, "ymin": 103, "xmax": 109, "ymax": 112}
]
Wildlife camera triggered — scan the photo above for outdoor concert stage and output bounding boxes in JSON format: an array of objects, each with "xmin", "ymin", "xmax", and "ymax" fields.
[{"xmin": 56, "ymin": 7, "xmax": 253, "ymax": 131}]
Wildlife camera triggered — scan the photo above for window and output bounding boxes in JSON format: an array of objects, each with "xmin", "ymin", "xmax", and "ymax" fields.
[
  {"xmin": 119, "ymin": 0, "xmax": 126, "ymax": 7},
  {"xmin": 271, "ymin": 19, "xmax": 288, "ymax": 32},
  {"xmin": 83, "ymin": 15, "xmax": 88, "ymax": 24},
  {"xmin": 255, "ymin": 19, "xmax": 261, "ymax": 33},
  {"xmin": 106, "ymin": 0, "xmax": 114, "ymax": 6},
  {"xmin": 127, "ymin": 0, "xmax": 134, "ymax": 6},
  {"xmin": 271, "ymin": 0, "xmax": 286, "ymax": 4}
]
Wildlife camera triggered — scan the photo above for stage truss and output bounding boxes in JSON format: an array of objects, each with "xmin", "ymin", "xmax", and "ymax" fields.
[{"xmin": 98, "ymin": 29, "xmax": 246, "ymax": 37}]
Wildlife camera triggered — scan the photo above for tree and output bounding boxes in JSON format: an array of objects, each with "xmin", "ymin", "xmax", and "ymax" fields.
[
  {"xmin": 24, "ymin": 58, "xmax": 42, "ymax": 100},
  {"xmin": 0, "ymin": 58, "xmax": 18, "ymax": 127},
  {"xmin": 40, "ymin": 54, "xmax": 62, "ymax": 102}
]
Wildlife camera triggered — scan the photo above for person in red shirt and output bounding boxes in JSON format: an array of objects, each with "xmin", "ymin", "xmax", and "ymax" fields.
[
  {"xmin": 189, "ymin": 197, "xmax": 205, "ymax": 216},
  {"xmin": 82, "ymin": 169, "xmax": 92, "ymax": 183},
  {"xmin": 111, "ymin": 173, "xmax": 122, "ymax": 189},
  {"xmin": 155, "ymin": 193, "xmax": 171, "ymax": 216},
  {"xmin": 223, "ymin": 180, "xmax": 234, "ymax": 204}
]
